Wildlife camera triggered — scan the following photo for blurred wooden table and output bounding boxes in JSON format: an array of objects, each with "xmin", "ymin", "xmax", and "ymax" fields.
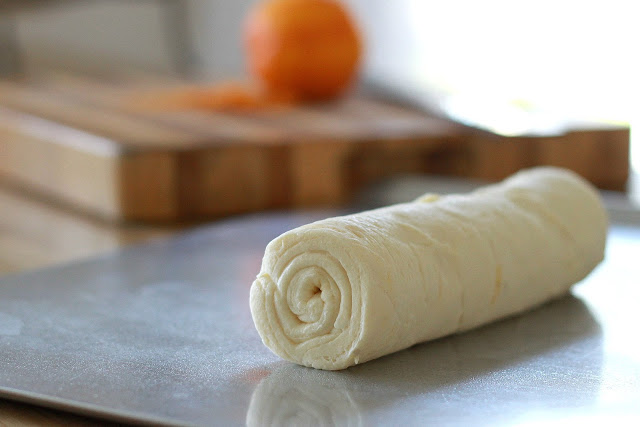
[{"xmin": 0, "ymin": 182, "xmax": 176, "ymax": 426}]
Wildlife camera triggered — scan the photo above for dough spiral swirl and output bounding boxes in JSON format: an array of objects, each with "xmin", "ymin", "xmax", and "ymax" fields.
[{"xmin": 251, "ymin": 231, "xmax": 364, "ymax": 370}]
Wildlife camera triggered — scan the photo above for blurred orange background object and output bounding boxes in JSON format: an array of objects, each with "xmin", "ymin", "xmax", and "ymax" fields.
[
  {"xmin": 126, "ymin": 0, "xmax": 363, "ymax": 112},
  {"xmin": 244, "ymin": 0, "xmax": 362, "ymax": 101}
]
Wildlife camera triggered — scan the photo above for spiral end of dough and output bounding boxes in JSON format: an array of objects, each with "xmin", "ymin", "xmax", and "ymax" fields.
[{"xmin": 250, "ymin": 231, "xmax": 362, "ymax": 370}]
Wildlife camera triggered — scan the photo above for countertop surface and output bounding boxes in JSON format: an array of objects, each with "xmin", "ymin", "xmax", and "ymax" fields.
[{"xmin": 0, "ymin": 176, "xmax": 639, "ymax": 426}]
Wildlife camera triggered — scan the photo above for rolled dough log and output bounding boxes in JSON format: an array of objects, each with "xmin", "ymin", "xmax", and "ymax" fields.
[{"xmin": 250, "ymin": 167, "xmax": 607, "ymax": 370}]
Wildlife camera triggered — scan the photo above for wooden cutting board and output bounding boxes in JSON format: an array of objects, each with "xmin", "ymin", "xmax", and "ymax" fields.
[{"xmin": 0, "ymin": 74, "xmax": 630, "ymax": 222}]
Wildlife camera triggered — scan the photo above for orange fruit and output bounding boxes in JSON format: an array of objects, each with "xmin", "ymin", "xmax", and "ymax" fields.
[{"xmin": 244, "ymin": 0, "xmax": 363, "ymax": 101}]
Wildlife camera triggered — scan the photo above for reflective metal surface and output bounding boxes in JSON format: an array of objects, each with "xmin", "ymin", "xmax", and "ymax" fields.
[{"xmin": 0, "ymin": 210, "xmax": 639, "ymax": 426}]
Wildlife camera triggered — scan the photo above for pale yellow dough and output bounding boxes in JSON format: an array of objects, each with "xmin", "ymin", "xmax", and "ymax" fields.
[{"xmin": 250, "ymin": 167, "xmax": 608, "ymax": 370}]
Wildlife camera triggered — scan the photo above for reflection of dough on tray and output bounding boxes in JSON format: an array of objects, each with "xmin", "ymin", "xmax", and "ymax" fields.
[
  {"xmin": 246, "ymin": 369, "xmax": 362, "ymax": 427},
  {"xmin": 250, "ymin": 167, "xmax": 608, "ymax": 370}
]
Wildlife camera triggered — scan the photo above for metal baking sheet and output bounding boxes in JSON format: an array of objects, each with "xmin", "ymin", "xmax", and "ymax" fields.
[{"xmin": 1, "ymin": 211, "xmax": 639, "ymax": 426}]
